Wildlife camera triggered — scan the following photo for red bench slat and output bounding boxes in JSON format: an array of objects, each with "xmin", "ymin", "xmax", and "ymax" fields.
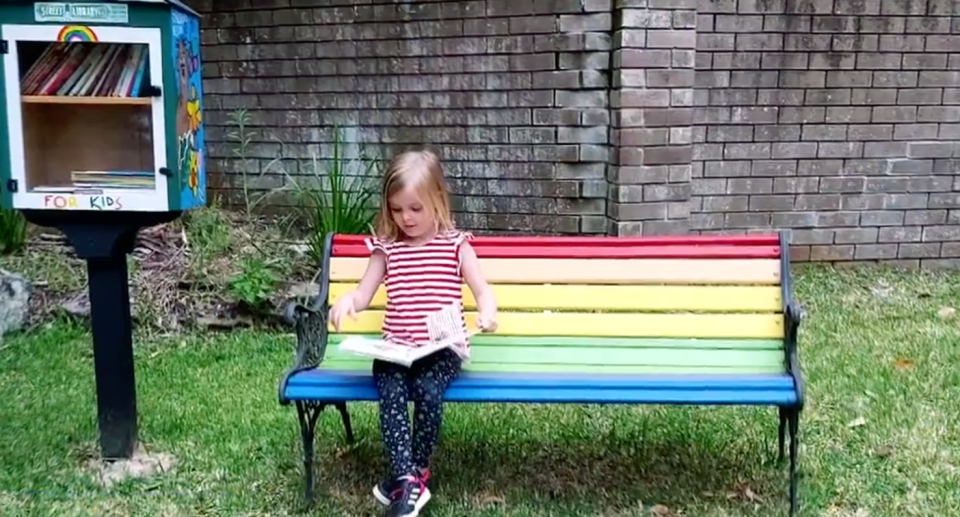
[
  {"xmin": 330, "ymin": 234, "xmax": 782, "ymax": 259},
  {"xmin": 331, "ymin": 244, "xmax": 780, "ymax": 259},
  {"xmin": 332, "ymin": 233, "xmax": 778, "ymax": 248}
]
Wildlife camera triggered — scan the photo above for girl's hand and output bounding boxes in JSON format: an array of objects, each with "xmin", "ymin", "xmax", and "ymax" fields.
[
  {"xmin": 476, "ymin": 312, "xmax": 498, "ymax": 333},
  {"xmin": 328, "ymin": 292, "xmax": 357, "ymax": 332},
  {"xmin": 460, "ymin": 241, "xmax": 498, "ymax": 334}
]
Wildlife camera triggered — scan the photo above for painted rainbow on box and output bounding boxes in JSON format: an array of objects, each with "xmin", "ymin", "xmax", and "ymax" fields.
[{"xmin": 57, "ymin": 25, "xmax": 98, "ymax": 42}]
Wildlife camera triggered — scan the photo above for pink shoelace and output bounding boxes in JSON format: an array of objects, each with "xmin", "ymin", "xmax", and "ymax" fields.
[{"xmin": 388, "ymin": 471, "xmax": 429, "ymax": 501}]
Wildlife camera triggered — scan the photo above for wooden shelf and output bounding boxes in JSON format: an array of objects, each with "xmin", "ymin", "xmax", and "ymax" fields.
[
  {"xmin": 21, "ymin": 95, "xmax": 151, "ymax": 105},
  {"xmin": 31, "ymin": 184, "xmax": 155, "ymax": 193}
]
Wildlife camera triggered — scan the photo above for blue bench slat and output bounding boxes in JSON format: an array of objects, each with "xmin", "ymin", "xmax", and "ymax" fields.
[
  {"xmin": 282, "ymin": 370, "xmax": 798, "ymax": 406},
  {"xmin": 287, "ymin": 370, "xmax": 794, "ymax": 390},
  {"xmin": 284, "ymin": 385, "xmax": 797, "ymax": 406}
]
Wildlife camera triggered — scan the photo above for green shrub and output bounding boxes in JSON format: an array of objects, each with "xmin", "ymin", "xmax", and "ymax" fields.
[
  {"xmin": 228, "ymin": 256, "xmax": 277, "ymax": 311},
  {"xmin": 274, "ymin": 127, "xmax": 381, "ymax": 264},
  {"xmin": 0, "ymin": 207, "xmax": 27, "ymax": 255}
]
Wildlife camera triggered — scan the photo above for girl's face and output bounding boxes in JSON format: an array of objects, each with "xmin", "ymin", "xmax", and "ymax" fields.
[{"xmin": 388, "ymin": 185, "xmax": 433, "ymax": 241}]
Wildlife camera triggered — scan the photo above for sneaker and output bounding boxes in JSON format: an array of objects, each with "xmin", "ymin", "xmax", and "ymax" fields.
[
  {"xmin": 374, "ymin": 467, "xmax": 430, "ymax": 506},
  {"xmin": 385, "ymin": 474, "xmax": 430, "ymax": 517}
]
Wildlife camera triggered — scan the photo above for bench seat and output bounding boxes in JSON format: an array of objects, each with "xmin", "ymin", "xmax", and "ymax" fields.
[
  {"xmin": 284, "ymin": 370, "xmax": 798, "ymax": 406},
  {"xmin": 282, "ymin": 334, "xmax": 799, "ymax": 405},
  {"xmin": 278, "ymin": 232, "xmax": 804, "ymax": 516}
]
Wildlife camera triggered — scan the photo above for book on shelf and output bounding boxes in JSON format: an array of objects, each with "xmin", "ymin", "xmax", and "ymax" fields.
[
  {"xmin": 29, "ymin": 171, "xmax": 155, "ymax": 193},
  {"xmin": 71, "ymin": 170, "xmax": 155, "ymax": 189},
  {"xmin": 20, "ymin": 42, "xmax": 149, "ymax": 98},
  {"xmin": 338, "ymin": 335, "xmax": 464, "ymax": 368},
  {"xmin": 32, "ymin": 186, "xmax": 84, "ymax": 193}
]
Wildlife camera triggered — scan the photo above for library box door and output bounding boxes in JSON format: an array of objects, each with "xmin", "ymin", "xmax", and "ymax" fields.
[{"xmin": 1, "ymin": 23, "xmax": 169, "ymax": 212}]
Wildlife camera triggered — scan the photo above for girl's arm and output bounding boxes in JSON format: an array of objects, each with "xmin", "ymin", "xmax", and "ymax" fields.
[
  {"xmin": 351, "ymin": 250, "xmax": 387, "ymax": 312},
  {"xmin": 460, "ymin": 242, "xmax": 498, "ymax": 330}
]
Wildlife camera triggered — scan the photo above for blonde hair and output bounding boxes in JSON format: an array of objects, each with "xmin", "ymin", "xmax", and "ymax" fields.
[{"xmin": 373, "ymin": 149, "xmax": 455, "ymax": 241}]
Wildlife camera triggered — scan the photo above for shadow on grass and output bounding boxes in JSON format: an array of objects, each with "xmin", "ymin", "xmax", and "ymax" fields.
[{"xmin": 297, "ymin": 407, "xmax": 791, "ymax": 516}]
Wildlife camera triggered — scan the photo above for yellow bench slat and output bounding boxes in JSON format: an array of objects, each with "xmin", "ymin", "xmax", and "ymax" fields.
[
  {"xmin": 333, "ymin": 310, "xmax": 784, "ymax": 339},
  {"xmin": 328, "ymin": 283, "xmax": 782, "ymax": 312},
  {"xmin": 328, "ymin": 257, "xmax": 781, "ymax": 285}
]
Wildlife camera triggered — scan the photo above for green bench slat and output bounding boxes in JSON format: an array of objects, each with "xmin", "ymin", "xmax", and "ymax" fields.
[{"xmin": 316, "ymin": 335, "xmax": 787, "ymax": 374}]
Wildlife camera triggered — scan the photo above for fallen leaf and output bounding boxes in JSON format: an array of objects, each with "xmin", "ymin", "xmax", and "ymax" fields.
[
  {"xmin": 875, "ymin": 444, "xmax": 895, "ymax": 458},
  {"xmin": 871, "ymin": 280, "xmax": 893, "ymax": 299},
  {"xmin": 726, "ymin": 483, "xmax": 764, "ymax": 503},
  {"xmin": 847, "ymin": 417, "xmax": 867, "ymax": 428},
  {"xmin": 479, "ymin": 493, "xmax": 504, "ymax": 505},
  {"xmin": 826, "ymin": 504, "xmax": 870, "ymax": 517},
  {"xmin": 938, "ymin": 307, "xmax": 957, "ymax": 320},
  {"xmin": 893, "ymin": 358, "xmax": 914, "ymax": 370},
  {"xmin": 651, "ymin": 504, "xmax": 672, "ymax": 517}
]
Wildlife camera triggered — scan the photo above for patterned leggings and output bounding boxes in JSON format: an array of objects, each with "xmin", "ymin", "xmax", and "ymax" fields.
[{"xmin": 373, "ymin": 348, "xmax": 461, "ymax": 479}]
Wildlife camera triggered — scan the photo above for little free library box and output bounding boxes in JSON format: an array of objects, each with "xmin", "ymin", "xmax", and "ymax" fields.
[
  {"xmin": 0, "ymin": 0, "xmax": 206, "ymax": 214},
  {"xmin": 0, "ymin": 1, "xmax": 208, "ymax": 461}
]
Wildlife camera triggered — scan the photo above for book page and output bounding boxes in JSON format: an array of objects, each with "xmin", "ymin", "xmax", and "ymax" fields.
[{"xmin": 338, "ymin": 336, "xmax": 456, "ymax": 367}]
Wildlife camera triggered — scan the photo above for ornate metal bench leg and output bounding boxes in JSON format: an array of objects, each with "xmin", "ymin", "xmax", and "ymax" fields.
[
  {"xmin": 296, "ymin": 401, "xmax": 326, "ymax": 507},
  {"xmin": 334, "ymin": 402, "xmax": 354, "ymax": 444},
  {"xmin": 788, "ymin": 407, "xmax": 800, "ymax": 517},
  {"xmin": 778, "ymin": 406, "xmax": 787, "ymax": 462}
]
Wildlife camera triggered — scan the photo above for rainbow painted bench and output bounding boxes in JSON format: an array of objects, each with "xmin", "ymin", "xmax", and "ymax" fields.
[{"xmin": 278, "ymin": 232, "xmax": 805, "ymax": 516}]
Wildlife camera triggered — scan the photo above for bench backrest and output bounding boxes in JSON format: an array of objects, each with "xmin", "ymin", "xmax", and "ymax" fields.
[{"xmin": 319, "ymin": 232, "xmax": 792, "ymax": 376}]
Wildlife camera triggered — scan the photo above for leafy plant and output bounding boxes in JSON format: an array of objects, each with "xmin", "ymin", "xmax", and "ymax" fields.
[
  {"xmin": 272, "ymin": 126, "xmax": 381, "ymax": 263},
  {"xmin": 0, "ymin": 207, "xmax": 27, "ymax": 255},
  {"xmin": 226, "ymin": 109, "xmax": 277, "ymax": 214},
  {"xmin": 182, "ymin": 201, "xmax": 232, "ymax": 278},
  {"xmin": 227, "ymin": 257, "xmax": 277, "ymax": 311}
]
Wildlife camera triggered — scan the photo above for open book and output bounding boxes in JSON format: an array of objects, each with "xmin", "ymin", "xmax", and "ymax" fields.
[
  {"xmin": 339, "ymin": 302, "xmax": 479, "ymax": 366},
  {"xmin": 338, "ymin": 335, "xmax": 470, "ymax": 367}
]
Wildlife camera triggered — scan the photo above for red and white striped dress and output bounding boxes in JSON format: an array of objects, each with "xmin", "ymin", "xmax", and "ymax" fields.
[{"xmin": 365, "ymin": 230, "xmax": 472, "ymax": 359}]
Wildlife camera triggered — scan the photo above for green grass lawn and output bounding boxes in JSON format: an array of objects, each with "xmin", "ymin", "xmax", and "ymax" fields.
[{"xmin": 1, "ymin": 264, "xmax": 959, "ymax": 517}]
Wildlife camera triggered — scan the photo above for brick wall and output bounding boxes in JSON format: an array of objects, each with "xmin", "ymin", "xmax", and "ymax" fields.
[
  {"xmin": 609, "ymin": 0, "xmax": 697, "ymax": 236},
  {"xmin": 192, "ymin": 0, "xmax": 615, "ymax": 235},
  {"xmin": 693, "ymin": 0, "xmax": 960, "ymax": 267},
  {"xmin": 193, "ymin": 0, "xmax": 960, "ymax": 266}
]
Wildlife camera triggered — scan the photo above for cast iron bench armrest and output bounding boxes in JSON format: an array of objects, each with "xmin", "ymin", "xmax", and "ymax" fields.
[
  {"xmin": 778, "ymin": 232, "xmax": 805, "ymax": 412},
  {"xmin": 278, "ymin": 233, "xmax": 335, "ymax": 406},
  {"xmin": 785, "ymin": 299, "xmax": 805, "ymax": 411}
]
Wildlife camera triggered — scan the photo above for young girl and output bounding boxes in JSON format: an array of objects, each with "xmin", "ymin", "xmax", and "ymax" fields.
[{"xmin": 328, "ymin": 149, "xmax": 497, "ymax": 517}]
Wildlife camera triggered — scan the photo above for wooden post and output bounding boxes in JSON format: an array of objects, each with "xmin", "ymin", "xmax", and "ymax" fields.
[{"xmin": 22, "ymin": 210, "xmax": 180, "ymax": 459}]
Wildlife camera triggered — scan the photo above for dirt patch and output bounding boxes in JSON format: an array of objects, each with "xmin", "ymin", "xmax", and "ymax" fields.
[
  {"xmin": 84, "ymin": 446, "xmax": 176, "ymax": 487},
  {"xmin": 2, "ymin": 208, "xmax": 320, "ymax": 334}
]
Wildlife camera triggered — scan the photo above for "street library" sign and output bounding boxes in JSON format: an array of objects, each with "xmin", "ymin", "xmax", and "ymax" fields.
[{"xmin": 34, "ymin": 2, "xmax": 129, "ymax": 24}]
